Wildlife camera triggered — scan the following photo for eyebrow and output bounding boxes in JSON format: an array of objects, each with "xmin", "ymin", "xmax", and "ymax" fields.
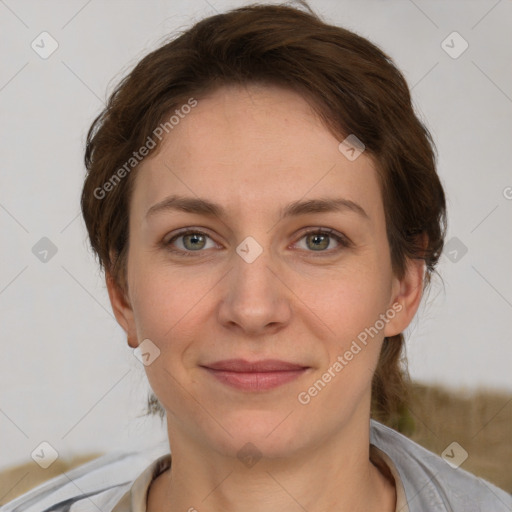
[{"xmin": 145, "ymin": 195, "xmax": 370, "ymax": 222}]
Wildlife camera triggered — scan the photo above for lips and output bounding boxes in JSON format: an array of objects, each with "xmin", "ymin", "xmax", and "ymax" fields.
[
  {"xmin": 203, "ymin": 359, "xmax": 308, "ymax": 372},
  {"xmin": 201, "ymin": 359, "xmax": 309, "ymax": 391}
]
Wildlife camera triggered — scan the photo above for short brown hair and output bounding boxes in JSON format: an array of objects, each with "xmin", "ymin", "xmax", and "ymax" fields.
[{"xmin": 81, "ymin": 1, "xmax": 447, "ymax": 425}]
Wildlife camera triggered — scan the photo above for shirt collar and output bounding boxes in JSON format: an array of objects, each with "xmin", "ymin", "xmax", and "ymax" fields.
[
  {"xmin": 112, "ymin": 453, "xmax": 171, "ymax": 512},
  {"xmin": 111, "ymin": 444, "xmax": 407, "ymax": 512}
]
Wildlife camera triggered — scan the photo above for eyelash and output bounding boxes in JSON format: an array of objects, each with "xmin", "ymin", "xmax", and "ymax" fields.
[{"xmin": 163, "ymin": 228, "xmax": 351, "ymax": 258}]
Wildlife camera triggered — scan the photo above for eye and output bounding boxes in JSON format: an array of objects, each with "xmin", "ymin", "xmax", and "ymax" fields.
[
  {"xmin": 163, "ymin": 227, "xmax": 351, "ymax": 257},
  {"xmin": 165, "ymin": 229, "xmax": 217, "ymax": 255},
  {"xmin": 294, "ymin": 228, "xmax": 350, "ymax": 254}
]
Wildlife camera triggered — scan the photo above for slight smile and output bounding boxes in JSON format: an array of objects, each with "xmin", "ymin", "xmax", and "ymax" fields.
[{"xmin": 201, "ymin": 359, "xmax": 311, "ymax": 392}]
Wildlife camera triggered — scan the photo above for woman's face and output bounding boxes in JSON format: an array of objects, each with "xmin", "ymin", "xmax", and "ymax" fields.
[{"xmin": 109, "ymin": 84, "xmax": 421, "ymax": 458}]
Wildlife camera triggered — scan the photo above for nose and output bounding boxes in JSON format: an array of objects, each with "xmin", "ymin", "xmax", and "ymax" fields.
[{"xmin": 217, "ymin": 245, "xmax": 292, "ymax": 336}]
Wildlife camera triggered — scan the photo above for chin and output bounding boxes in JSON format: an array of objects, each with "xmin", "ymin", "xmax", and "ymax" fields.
[{"xmin": 205, "ymin": 409, "xmax": 312, "ymax": 460}]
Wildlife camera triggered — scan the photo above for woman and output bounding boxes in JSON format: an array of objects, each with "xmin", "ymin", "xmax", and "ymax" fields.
[{"xmin": 4, "ymin": 2, "xmax": 511, "ymax": 511}]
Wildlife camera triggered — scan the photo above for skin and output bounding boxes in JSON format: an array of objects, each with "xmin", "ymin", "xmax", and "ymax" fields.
[{"xmin": 106, "ymin": 83, "xmax": 424, "ymax": 512}]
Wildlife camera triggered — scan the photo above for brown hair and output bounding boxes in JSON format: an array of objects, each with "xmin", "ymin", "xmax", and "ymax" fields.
[{"xmin": 81, "ymin": 1, "xmax": 447, "ymax": 425}]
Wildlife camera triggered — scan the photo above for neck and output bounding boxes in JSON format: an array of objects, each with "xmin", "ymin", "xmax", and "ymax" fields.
[{"xmin": 147, "ymin": 418, "xmax": 396, "ymax": 512}]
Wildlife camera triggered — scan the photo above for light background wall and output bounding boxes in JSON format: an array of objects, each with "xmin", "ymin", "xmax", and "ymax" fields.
[{"xmin": 1, "ymin": 0, "xmax": 511, "ymax": 471}]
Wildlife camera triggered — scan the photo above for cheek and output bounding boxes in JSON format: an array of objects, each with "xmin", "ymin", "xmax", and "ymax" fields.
[
  {"xmin": 127, "ymin": 250, "xmax": 222, "ymax": 361},
  {"xmin": 313, "ymin": 261, "xmax": 391, "ymax": 331},
  {"xmin": 130, "ymin": 270, "xmax": 199, "ymax": 340},
  {"xmin": 306, "ymin": 265, "xmax": 393, "ymax": 387},
  {"xmin": 127, "ymin": 266, "xmax": 205, "ymax": 408}
]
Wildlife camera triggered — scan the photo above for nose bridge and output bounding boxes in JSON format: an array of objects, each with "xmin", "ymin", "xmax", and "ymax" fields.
[
  {"xmin": 234, "ymin": 242, "xmax": 272, "ymax": 292},
  {"xmin": 232, "ymin": 238, "xmax": 277, "ymax": 305},
  {"xmin": 218, "ymin": 236, "xmax": 291, "ymax": 333}
]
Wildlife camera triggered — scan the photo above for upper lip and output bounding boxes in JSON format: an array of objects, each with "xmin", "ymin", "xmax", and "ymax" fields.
[{"xmin": 202, "ymin": 359, "xmax": 308, "ymax": 372}]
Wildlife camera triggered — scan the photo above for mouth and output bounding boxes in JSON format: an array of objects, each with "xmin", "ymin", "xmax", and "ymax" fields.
[{"xmin": 200, "ymin": 359, "xmax": 310, "ymax": 391}]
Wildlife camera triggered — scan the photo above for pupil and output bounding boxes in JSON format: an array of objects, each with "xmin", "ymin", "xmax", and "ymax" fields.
[
  {"xmin": 186, "ymin": 234, "xmax": 204, "ymax": 250},
  {"xmin": 309, "ymin": 234, "xmax": 328, "ymax": 251}
]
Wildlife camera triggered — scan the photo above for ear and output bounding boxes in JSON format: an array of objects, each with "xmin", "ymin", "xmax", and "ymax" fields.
[
  {"xmin": 383, "ymin": 256, "xmax": 425, "ymax": 338},
  {"xmin": 105, "ymin": 271, "xmax": 139, "ymax": 348}
]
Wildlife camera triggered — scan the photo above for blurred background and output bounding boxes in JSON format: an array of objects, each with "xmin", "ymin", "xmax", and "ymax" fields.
[{"xmin": 1, "ymin": 0, "xmax": 511, "ymax": 500}]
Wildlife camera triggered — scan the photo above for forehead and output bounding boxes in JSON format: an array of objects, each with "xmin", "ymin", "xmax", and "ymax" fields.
[{"xmin": 130, "ymin": 84, "xmax": 384, "ymax": 225}]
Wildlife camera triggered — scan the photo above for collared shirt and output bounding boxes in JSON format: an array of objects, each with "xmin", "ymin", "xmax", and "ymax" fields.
[
  {"xmin": 2, "ymin": 420, "xmax": 511, "ymax": 512},
  {"xmin": 110, "ymin": 444, "xmax": 409, "ymax": 512}
]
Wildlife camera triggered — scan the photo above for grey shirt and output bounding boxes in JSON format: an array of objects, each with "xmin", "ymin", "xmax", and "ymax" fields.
[
  {"xmin": 2, "ymin": 420, "xmax": 511, "ymax": 512},
  {"xmin": 369, "ymin": 420, "xmax": 512, "ymax": 511}
]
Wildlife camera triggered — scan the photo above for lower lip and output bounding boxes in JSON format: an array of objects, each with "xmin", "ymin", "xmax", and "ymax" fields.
[{"xmin": 203, "ymin": 368, "xmax": 308, "ymax": 391}]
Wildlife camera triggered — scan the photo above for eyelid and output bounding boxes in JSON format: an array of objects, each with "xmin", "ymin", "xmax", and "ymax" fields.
[
  {"xmin": 163, "ymin": 227, "xmax": 220, "ymax": 256},
  {"xmin": 291, "ymin": 227, "xmax": 352, "ymax": 253},
  {"xmin": 163, "ymin": 226, "xmax": 351, "ymax": 256}
]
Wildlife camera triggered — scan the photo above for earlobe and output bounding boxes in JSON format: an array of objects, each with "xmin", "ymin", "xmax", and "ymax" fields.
[
  {"xmin": 384, "ymin": 258, "xmax": 425, "ymax": 338},
  {"xmin": 105, "ymin": 271, "xmax": 139, "ymax": 348}
]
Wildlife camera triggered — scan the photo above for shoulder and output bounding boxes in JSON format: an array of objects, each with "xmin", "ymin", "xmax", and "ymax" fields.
[
  {"xmin": 0, "ymin": 447, "xmax": 167, "ymax": 512},
  {"xmin": 370, "ymin": 419, "xmax": 512, "ymax": 512}
]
